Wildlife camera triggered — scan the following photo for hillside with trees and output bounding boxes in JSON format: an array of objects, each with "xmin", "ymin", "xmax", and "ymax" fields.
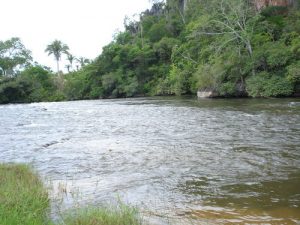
[{"xmin": 1, "ymin": 0, "xmax": 300, "ymax": 103}]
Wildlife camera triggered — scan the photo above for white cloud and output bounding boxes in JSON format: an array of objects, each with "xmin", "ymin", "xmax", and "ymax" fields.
[{"xmin": 1, "ymin": 0, "xmax": 152, "ymax": 71}]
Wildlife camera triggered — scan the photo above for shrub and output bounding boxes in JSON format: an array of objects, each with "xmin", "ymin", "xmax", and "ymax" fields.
[
  {"xmin": 246, "ymin": 72, "xmax": 294, "ymax": 97},
  {"xmin": 286, "ymin": 61, "xmax": 300, "ymax": 83},
  {"xmin": 218, "ymin": 82, "xmax": 236, "ymax": 96}
]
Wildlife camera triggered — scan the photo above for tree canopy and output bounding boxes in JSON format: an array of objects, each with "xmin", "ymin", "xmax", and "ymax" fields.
[
  {"xmin": 1, "ymin": 0, "xmax": 300, "ymax": 104},
  {"xmin": 0, "ymin": 37, "xmax": 32, "ymax": 76},
  {"xmin": 64, "ymin": 0, "xmax": 299, "ymax": 99},
  {"xmin": 45, "ymin": 40, "xmax": 69, "ymax": 73}
]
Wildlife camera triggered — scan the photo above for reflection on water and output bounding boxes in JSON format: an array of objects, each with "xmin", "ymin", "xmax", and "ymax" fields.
[{"xmin": 0, "ymin": 97, "xmax": 299, "ymax": 224}]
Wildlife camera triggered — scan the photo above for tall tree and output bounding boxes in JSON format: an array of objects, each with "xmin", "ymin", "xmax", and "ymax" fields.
[
  {"xmin": 0, "ymin": 37, "xmax": 32, "ymax": 76},
  {"xmin": 45, "ymin": 40, "xmax": 69, "ymax": 74}
]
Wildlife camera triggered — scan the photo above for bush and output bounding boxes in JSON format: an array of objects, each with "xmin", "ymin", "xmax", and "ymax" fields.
[
  {"xmin": 218, "ymin": 82, "xmax": 236, "ymax": 96},
  {"xmin": 286, "ymin": 61, "xmax": 300, "ymax": 83},
  {"xmin": 0, "ymin": 78, "xmax": 31, "ymax": 103},
  {"xmin": 165, "ymin": 64, "xmax": 190, "ymax": 95},
  {"xmin": 246, "ymin": 72, "xmax": 294, "ymax": 97},
  {"xmin": 261, "ymin": 6, "xmax": 288, "ymax": 17}
]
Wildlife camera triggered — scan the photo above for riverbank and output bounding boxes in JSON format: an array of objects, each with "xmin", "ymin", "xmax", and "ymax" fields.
[{"xmin": 0, "ymin": 164, "xmax": 142, "ymax": 225}]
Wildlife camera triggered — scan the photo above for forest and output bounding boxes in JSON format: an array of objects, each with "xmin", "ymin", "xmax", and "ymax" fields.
[{"xmin": 1, "ymin": 0, "xmax": 300, "ymax": 104}]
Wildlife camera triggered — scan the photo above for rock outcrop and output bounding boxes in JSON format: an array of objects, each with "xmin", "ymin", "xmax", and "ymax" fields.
[
  {"xmin": 253, "ymin": 0, "xmax": 297, "ymax": 10},
  {"xmin": 180, "ymin": 0, "xmax": 297, "ymax": 12},
  {"xmin": 197, "ymin": 90, "xmax": 219, "ymax": 98}
]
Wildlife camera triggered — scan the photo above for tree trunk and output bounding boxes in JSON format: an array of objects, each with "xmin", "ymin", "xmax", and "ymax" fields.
[
  {"xmin": 56, "ymin": 60, "xmax": 60, "ymax": 75},
  {"xmin": 140, "ymin": 24, "xmax": 144, "ymax": 49},
  {"xmin": 246, "ymin": 40, "xmax": 256, "ymax": 76}
]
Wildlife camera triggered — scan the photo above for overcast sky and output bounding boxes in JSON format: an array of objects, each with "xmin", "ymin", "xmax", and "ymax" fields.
[{"xmin": 1, "ymin": 0, "xmax": 152, "ymax": 71}]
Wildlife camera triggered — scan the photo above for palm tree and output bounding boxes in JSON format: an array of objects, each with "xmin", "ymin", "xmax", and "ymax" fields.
[
  {"xmin": 65, "ymin": 64, "xmax": 71, "ymax": 73},
  {"xmin": 66, "ymin": 54, "xmax": 76, "ymax": 71},
  {"xmin": 45, "ymin": 40, "xmax": 69, "ymax": 74},
  {"xmin": 76, "ymin": 57, "xmax": 90, "ymax": 68}
]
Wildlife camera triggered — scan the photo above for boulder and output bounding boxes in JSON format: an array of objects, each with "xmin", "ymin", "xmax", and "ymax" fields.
[{"xmin": 197, "ymin": 90, "xmax": 219, "ymax": 98}]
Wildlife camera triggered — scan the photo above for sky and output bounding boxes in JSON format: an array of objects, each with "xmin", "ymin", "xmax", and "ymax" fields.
[{"xmin": 1, "ymin": 0, "xmax": 152, "ymax": 71}]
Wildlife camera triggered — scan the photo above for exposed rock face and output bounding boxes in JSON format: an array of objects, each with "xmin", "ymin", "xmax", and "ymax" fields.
[
  {"xmin": 197, "ymin": 90, "xmax": 219, "ymax": 98},
  {"xmin": 253, "ymin": 0, "xmax": 296, "ymax": 10},
  {"xmin": 178, "ymin": 0, "xmax": 297, "ymax": 12}
]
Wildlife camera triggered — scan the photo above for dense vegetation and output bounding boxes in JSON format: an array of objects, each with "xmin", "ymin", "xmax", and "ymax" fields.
[{"xmin": 1, "ymin": 0, "xmax": 300, "ymax": 103}]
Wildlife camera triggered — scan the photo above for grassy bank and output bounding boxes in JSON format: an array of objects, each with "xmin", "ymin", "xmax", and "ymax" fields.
[
  {"xmin": 0, "ymin": 164, "xmax": 142, "ymax": 225},
  {"xmin": 0, "ymin": 164, "xmax": 50, "ymax": 225},
  {"xmin": 63, "ymin": 205, "xmax": 142, "ymax": 225}
]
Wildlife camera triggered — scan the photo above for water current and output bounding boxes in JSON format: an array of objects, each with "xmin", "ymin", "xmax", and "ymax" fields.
[{"xmin": 0, "ymin": 97, "xmax": 299, "ymax": 224}]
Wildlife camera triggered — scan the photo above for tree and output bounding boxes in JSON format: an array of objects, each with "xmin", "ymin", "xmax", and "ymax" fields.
[
  {"xmin": 191, "ymin": 0, "xmax": 257, "ymax": 72},
  {"xmin": 65, "ymin": 64, "xmax": 71, "ymax": 73},
  {"xmin": 67, "ymin": 53, "xmax": 76, "ymax": 71},
  {"xmin": 45, "ymin": 40, "xmax": 69, "ymax": 74},
  {"xmin": 0, "ymin": 37, "xmax": 32, "ymax": 76},
  {"xmin": 76, "ymin": 57, "xmax": 90, "ymax": 68}
]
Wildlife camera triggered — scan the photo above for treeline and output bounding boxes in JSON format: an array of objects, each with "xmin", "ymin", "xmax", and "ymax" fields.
[
  {"xmin": 1, "ymin": 0, "xmax": 300, "ymax": 104},
  {"xmin": 0, "ymin": 38, "xmax": 89, "ymax": 104}
]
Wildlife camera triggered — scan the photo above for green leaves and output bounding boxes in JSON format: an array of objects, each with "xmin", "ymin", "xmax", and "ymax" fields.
[
  {"xmin": 2, "ymin": 0, "xmax": 295, "ymax": 103},
  {"xmin": 286, "ymin": 61, "xmax": 300, "ymax": 83},
  {"xmin": 0, "ymin": 37, "xmax": 32, "ymax": 76},
  {"xmin": 45, "ymin": 40, "xmax": 69, "ymax": 73},
  {"xmin": 153, "ymin": 37, "xmax": 180, "ymax": 62},
  {"xmin": 45, "ymin": 40, "xmax": 69, "ymax": 60},
  {"xmin": 0, "ymin": 65, "xmax": 65, "ymax": 104},
  {"xmin": 253, "ymin": 41, "xmax": 293, "ymax": 70},
  {"xmin": 246, "ymin": 72, "xmax": 294, "ymax": 97}
]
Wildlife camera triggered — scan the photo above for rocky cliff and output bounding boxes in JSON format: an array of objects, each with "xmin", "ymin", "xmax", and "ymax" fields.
[
  {"xmin": 253, "ymin": 0, "xmax": 297, "ymax": 10},
  {"xmin": 179, "ymin": 0, "xmax": 297, "ymax": 12}
]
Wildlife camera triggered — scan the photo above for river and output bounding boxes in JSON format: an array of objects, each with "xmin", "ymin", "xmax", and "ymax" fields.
[{"xmin": 0, "ymin": 97, "xmax": 300, "ymax": 224}]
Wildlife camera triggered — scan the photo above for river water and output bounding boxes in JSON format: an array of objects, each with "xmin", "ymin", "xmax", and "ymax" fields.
[{"xmin": 0, "ymin": 97, "xmax": 300, "ymax": 224}]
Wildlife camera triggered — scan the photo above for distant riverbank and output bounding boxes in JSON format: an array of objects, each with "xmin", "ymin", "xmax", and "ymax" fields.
[{"xmin": 1, "ymin": 92, "xmax": 300, "ymax": 105}]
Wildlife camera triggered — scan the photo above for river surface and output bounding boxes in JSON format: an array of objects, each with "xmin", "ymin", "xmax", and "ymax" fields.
[{"xmin": 0, "ymin": 97, "xmax": 300, "ymax": 224}]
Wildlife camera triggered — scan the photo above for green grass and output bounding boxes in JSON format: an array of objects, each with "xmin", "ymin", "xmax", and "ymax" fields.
[
  {"xmin": 62, "ymin": 204, "xmax": 142, "ymax": 225},
  {"xmin": 0, "ymin": 164, "xmax": 50, "ymax": 225},
  {"xmin": 0, "ymin": 164, "xmax": 143, "ymax": 225}
]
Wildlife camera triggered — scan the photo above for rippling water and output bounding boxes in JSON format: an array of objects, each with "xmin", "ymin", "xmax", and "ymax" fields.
[{"xmin": 0, "ymin": 97, "xmax": 300, "ymax": 224}]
